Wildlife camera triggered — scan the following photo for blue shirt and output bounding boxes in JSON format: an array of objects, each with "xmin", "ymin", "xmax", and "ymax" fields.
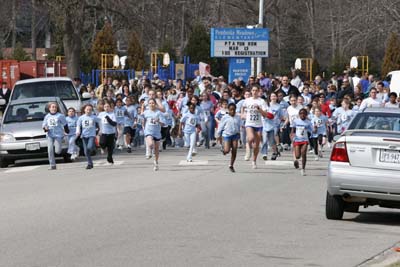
[
  {"xmin": 332, "ymin": 108, "xmax": 355, "ymax": 133},
  {"xmin": 124, "ymin": 105, "xmax": 137, "ymax": 128},
  {"xmin": 114, "ymin": 106, "xmax": 127, "ymax": 125},
  {"xmin": 310, "ymin": 115, "xmax": 327, "ymax": 137},
  {"xmin": 215, "ymin": 109, "xmax": 228, "ymax": 121},
  {"xmin": 180, "ymin": 112, "xmax": 200, "ymax": 134},
  {"xmin": 200, "ymin": 101, "xmax": 214, "ymax": 117},
  {"xmin": 143, "ymin": 110, "xmax": 164, "ymax": 139},
  {"xmin": 42, "ymin": 112, "xmax": 67, "ymax": 138},
  {"xmin": 77, "ymin": 114, "xmax": 99, "ymax": 138},
  {"xmin": 263, "ymin": 103, "xmax": 282, "ymax": 131},
  {"xmin": 66, "ymin": 116, "xmax": 78, "ymax": 136},
  {"xmin": 292, "ymin": 118, "xmax": 312, "ymax": 142},
  {"xmin": 98, "ymin": 111, "xmax": 117, "ymax": 134},
  {"xmin": 217, "ymin": 114, "xmax": 241, "ymax": 137}
]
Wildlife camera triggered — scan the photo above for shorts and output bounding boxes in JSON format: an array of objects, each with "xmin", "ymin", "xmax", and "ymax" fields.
[
  {"xmin": 246, "ymin": 126, "xmax": 263, "ymax": 132},
  {"xmin": 293, "ymin": 141, "xmax": 309, "ymax": 146},
  {"xmin": 145, "ymin": 135, "xmax": 161, "ymax": 142},
  {"xmin": 223, "ymin": 133, "xmax": 240, "ymax": 142},
  {"xmin": 123, "ymin": 127, "xmax": 135, "ymax": 136}
]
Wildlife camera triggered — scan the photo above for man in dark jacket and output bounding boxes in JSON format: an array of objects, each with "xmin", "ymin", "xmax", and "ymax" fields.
[
  {"xmin": 275, "ymin": 76, "xmax": 300, "ymax": 97},
  {"xmin": 337, "ymin": 78, "xmax": 354, "ymax": 100},
  {"xmin": 0, "ymin": 81, "xmax": 11, "ymax": 113}
]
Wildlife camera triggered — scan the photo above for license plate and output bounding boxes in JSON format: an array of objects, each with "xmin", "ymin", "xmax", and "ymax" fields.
[
  {"xmin": 380, "ymin": 149, "xmax": 400, "ymax": 164},
  {"xmin": 26, "ymin": 143, "xmax": 40, "ymax": 151}
]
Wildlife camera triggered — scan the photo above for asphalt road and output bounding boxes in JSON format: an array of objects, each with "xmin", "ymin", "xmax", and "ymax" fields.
[{"xmin": 1, "ymin": 146, "xmax": 400, "ymax": 267}]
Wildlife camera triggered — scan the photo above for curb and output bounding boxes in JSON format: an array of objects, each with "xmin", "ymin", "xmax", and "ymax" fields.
[{"xmin": 358, "ymin": 242, "xmax": 400, "ymax": 267}]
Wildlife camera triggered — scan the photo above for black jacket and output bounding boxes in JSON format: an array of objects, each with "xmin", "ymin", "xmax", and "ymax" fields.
[{"xmin": 275, "ymin": 85, "xmax": 300, "ymax": 97}]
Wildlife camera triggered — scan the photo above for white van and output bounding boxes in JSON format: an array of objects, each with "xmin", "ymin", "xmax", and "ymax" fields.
[
  {"xmin": 10, "ymin": 77, "xmax": 89, "ymax": 113},
  {"xmin": 385, "ymin": 70, "xmax": 400, "ymax": 95}
]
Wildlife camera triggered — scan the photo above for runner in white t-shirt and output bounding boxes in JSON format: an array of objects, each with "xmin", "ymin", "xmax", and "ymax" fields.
[{"xmin": 241, "ymin": 85, "xmax": 274, "ymax": 169}]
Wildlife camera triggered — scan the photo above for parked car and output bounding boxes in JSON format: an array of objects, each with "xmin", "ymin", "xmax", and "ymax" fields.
[
  {"xmin": 326, "ymin": 107, "xmax": 400, "ymax": 220},
  {"xmin": 10, "ymin": 77, "xmax": 89, "ymax": 113},
  {"xmin": 0, "ymin": 97, "xmax": 70, "ymax": 168}
]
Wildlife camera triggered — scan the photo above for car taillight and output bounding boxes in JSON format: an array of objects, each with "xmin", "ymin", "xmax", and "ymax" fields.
[{"xmin": 330, "ymin": 142, "xmax": 349, "ymax": 162}]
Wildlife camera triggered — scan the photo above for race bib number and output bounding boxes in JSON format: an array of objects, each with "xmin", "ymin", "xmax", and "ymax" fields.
[
  {"xmin": 117, "ymin": 111, "xmax": 124, "ymax": 117},
  {"xmin": 82, "ymin": 119, "xmax": 93, "ymax": 129},
  {"xmin": 296, "ymin": 126, "xmax": 306, "ymax": 138},
  {"xmin": 48, "ymin": 118, "xmax": 58, "ymax": 127},
  {"xmin": 249, "ymin": 108, "xmax": 260, "ymax": 121},
  {"xmin": 290, "ymin": 115, "xmax": 298, "ymax": 124},
  {"xmin": 316, "ymin": 119, "xmax": 322, "ymax": 127},
  {"xmin": 148, "ymin": 117, "xmax": 158, "ymax": 125},
  {"xmin": 188, "ymin": 118, "xmax": 196, "ymax": 126},
  {"xmin": 341, "ymin": 114, "xmax": 348, "ymax": 122},
  {"xmin": 102, "ymin": 117, "xmax": 109, "ymax": 124}
]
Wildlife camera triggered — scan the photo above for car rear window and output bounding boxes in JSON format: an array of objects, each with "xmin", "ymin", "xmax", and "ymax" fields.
[
  {"xmin": 12, "ymin": 81, "xmax": 78, "ymax": 101},
  {"xmin": 348, "ymin": 112, "xmax": 400, "ymax": 131}
]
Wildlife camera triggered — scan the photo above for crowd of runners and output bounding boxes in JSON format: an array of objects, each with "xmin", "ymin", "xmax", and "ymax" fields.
[{"xmin": 42, "ymin": 70, "xmax": 400, "ymax": 175}]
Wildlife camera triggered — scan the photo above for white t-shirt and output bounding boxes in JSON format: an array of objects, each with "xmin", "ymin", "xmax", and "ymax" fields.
[
  {"xmin": 359, "ymin": 97, "xmax": 383, "ymax": 110},
  {"xmin": 385, "ymin": 102, "xmax": 400, "ymax": 108},
  {"xmin": 242, "ymin": 97, "xmax": 267, "ymax": 127},
  {"xmin": 287, "ymin": 105, "xmax": 301, "ymax": 127}
]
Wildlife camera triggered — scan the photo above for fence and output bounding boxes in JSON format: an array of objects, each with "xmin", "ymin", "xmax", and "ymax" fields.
[{"xmin": 80, "ymin": 56, "xmax": 199, "ymax": 87}]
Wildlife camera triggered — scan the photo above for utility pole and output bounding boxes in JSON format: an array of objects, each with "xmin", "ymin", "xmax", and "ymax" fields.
[{"xmin": 256, "ymin": 0, "xmax": 264, "ymax": 75}]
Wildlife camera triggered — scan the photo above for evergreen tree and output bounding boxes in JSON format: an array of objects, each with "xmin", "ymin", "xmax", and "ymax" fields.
[
  {"xmin": 12, "ymin": 42, "xmax": 30, "ymax": 61},
  {"xmin": 90, "ymin": 22, "xmax": 117, "ymax": 68},
  {"xmin": 381, "ymin": 32, "xmax": 400, "ymax": 77},
  {"xmin": 184, "ymin": 23, "xmax": 211, "ymax": 64},
  {"xmin": 127, "ymin": 31, "xmax": 145, "ymax": 70}
]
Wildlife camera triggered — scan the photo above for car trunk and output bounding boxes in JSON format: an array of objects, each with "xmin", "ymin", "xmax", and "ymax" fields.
[{"xmin": 345, "ymin": 132, "xmax": 400, "ymax": 171}]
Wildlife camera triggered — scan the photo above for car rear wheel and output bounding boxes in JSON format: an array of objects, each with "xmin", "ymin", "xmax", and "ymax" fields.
[
  {"xmin": 326, "ymin": 191, "xmax": 344, "ymax": 220},
  {"xmin": 0, "ymin": 158, "xmax": 9, "ymax": 168}
]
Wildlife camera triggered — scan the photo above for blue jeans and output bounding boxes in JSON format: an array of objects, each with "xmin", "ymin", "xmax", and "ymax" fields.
[
  {"xmin": 67, "ymin": 135, "xmax": 78, "ymax": 155},
  {"xmin": 82, "ymin": 137, "xmax": 95, "ymax": 166},
  {"xmin": 261, "ymin": 130, "xmax": 276, "ymax": 155},
  {"xmin": 47, "ymin": 136, "xmax": 62, "ymax": 167}
]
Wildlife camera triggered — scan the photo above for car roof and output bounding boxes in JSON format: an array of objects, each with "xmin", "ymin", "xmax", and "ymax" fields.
[
  {"xmin": 361, "ymin": 107, "xmax": 400, "ymax": 114},
  {"xmin": 14, "ymin": 77, "xmax": 73, "ymax": 85},
  {"xmin": 8, "ymin": 97, "xmax": 62, "ymax": 105}
]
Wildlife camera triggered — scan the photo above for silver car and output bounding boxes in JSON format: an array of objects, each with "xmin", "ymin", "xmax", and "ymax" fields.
[
  {"xmin": 326, "ymin": 107, "xmax": 400, "ymax": 220},
  {"xmin": 0, "ymin": 97, "xmax": 69, "ymax": 168}
]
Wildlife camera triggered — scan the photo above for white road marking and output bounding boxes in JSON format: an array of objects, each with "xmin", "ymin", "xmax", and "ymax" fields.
[
  {"xmin": 4, "ymin": 166, "xmax": 41, "ymax": 173},
  {"xmin": 265, "ymin": 160, "xmax": 294, "ymax": 166},
  {"xmin": 93, "ymin": 160, "xmax": 124, "ymax": 167},
  {"xmin": 179, "ymin": 160, "xmax": 209, "ymax": 166}
]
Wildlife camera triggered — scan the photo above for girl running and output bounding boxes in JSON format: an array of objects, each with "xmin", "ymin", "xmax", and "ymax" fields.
[
  {"xmin": 42, "ymin": 102, "xmax": 68, "ymax": 170},
  {"xmin": 143, "ymin": 98, "xmax": 165, "ymax": 171},
  {"xmin": 261, "ymin": 92, "xmax": 282, "ymax": 161},
  {"xmin": 332, "ymin": 99, "xmax": 355, "ymax": 134},
  {"xmin": 217, "ymin": 103, "xmax": 241, "ymax": 172},
  {"xmin": 124, "ymin": 96, "xmax": 137, "ymax": 153},
  {"xmin": 241, "ymin": 85, "xmax": 271, "ymax": 169},
  {"xmin": 76, "ymin": 104, "xmax": 99, "ymax": 169},
  {"xmin": 114, "ymin": 98, "xmax": 127, "ymax": 150},
  {"xmin": 199, "ymin": 93, "xmax": 214, "ymax": 149},
  {"xmin": 179, "ymin": 102, "xmax": 201, "ymax": 162},
  {"xmin": 310, "ymin": 107, "xmax": 328, "ymax": 161},
  {"xmin": 291, "ymin": 108, "xmax": 313, "ymax": 176},
  {"xmin": 98, "ymin": 102, "xmax": 118, "ymax": 164},
  {"xmin": 66, "ymin": 107, "xmax": 79, "ymax": 160}
]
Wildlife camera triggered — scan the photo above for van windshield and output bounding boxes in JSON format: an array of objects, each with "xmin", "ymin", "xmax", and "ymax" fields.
[{"xmin": 11, "ymin": 81, "xmax": 78, "ymax": 101}]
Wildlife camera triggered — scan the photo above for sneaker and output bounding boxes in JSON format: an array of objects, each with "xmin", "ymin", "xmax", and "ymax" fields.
[
  {"xmin": 308, "ymin": 149, "xmax": 314, "ymax": 154},
  {"xmin": 271, "ymin": 153, "xmax": 277, "ymax": 160},
  {"xmin": 294, "ymin": 160, "xmax": 300, "ymax": 169},
  {"xmin": 192, "ymin": 151, "xmax": 197, "ymax": 156},
  {"xmin": 145, "ymin": 154, "xmax": 152, "ymax": 160},
  {"xmin": 300, "ymin": 169, "xmax": 306, "ymax": 176},
  {"xmin": 212, "ymin": 141, "xmax": 217, "ymax": 147},
  {"xmin": 315, "ymin": 156, "xmax": 319, "ymax": 161},
  {"xmin": 107, "ymin": 157, "xmax": 114, "ymax": 164},
  {"xmin": 70, "ymin": 153, "xmax": 77, "ymax": 160},
  {"xmin": 127, "ymin": 147, "xmax": 132, "ymax": 153},
  {"xmin": 117, "ymin": 145, "xmax": 123, "ymax": 151},
  {"xmin": 277, "ymin": 144, "xmax": 283, "ymax": 152},
  {"xmin": 153, "ymin": 161, "xmax": 159, "ymax": 171},
  {"xmin": 262, "ymin": 154, "xmax": 268, "ymax": 161},
  {"xmin": 48, "ymin": 166, "xmax": 56, "ymax": 170},
  {"xmin": 283, "ymin": 144, "xmax": 289, "ymax": 151},
  {"xmin": 244, "ymin": 149, "xmax": 251, "ymax": 161},
  {"xmin": 85, "ymin": 164, "xmax": 93, "ymax": 170},
  {"xmin": 229, "ymin": 166, "xmax": 235, "ymax": 172},
  {"xmin": 187, "ymin": 159, "xmax": 193, "ymax": 162},
  {"xmin": 252, "ymin": 161, "xmax": 257, "ymax": 169}
]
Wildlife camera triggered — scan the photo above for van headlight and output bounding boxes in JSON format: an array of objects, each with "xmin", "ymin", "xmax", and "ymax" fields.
[{"xmin": 0, "ymin": 133, "xmax": 16, "ymax": 142}]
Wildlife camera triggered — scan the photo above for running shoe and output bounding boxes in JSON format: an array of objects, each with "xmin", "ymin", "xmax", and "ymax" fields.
[
  {"xmin": 48, "ymin": 166, "xmax": 56, "ymax": 170},
  {"xmin": 192, "ymin": 151, "xmax": 197, "ymax": 156},
  {"xmin": 252, "ymin": 161, "xmax": 257, "ymax": 169},
  {"xmin": 145, "ymin": 154, "xmax": 152, "ymax": 159},
  {"xmin": 85, "ymin": 164, "xmax": 93, "ymax": 170},
  {"xmin": 229, "ymin": 166, "xmax": 235, "ymax": 172},
  {"xmin": 153, "ymin": 161, "xmax": 159, "ymax": 171},
  {"xmin": 300, "ymin": 169, "xmax": 306, "ymax": 176},
  {"xmin": 315, "ymin": 156, "xmax": 319, "ymax": 161},
  {"xmin": 187, "ymin": 159, "xmax": 193, "ymax": 162},
  {"xmin": 262, "ymin": 154, "xmax": 268, "ymax": 161},
  {"xmin": 127, "ymin": 146, "xmax": 132, "ymax": 153},
  {"xmin": 244, "ymin": 148, "xmax": 251, "ymax": 161},
  {"xmin": 294, "ymin": 160, "xmax": 300, "ymax": 169},
  {"xmin": 271, "ymin": 153, "xmax": 277, "ymax": 160}
]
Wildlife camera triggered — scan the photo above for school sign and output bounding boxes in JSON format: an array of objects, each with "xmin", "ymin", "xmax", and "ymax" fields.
[{"xmin": 210, "ymin": 28, "xmax": 269, "ymax": 58}]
